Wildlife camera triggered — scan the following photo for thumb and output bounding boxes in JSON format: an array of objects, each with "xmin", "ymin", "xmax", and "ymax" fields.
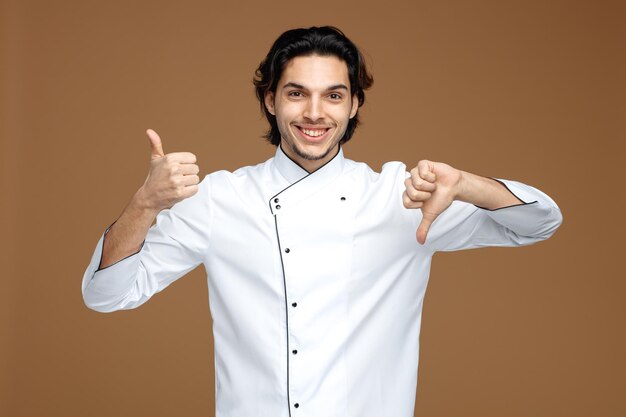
[
  {"xmin": 146, "ymin": 128, "xmax": 165, "ymax": 159},
  {"xmin": 416, "ymin": 212, "xmax": 437, "ymax": 245}
]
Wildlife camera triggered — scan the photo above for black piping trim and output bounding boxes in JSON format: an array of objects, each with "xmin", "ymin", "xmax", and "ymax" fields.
[
  {"xmin": 474, "ymin": 178, "xmax": 539, "ymax": 212},
  {"xmin": 269, "ymin": 144, "xmax": 342, "ymax": 205},
  {"xmin": 267, "ymin": 144, "xmax": 343, "ymax": 415},
  {"xmin": 273, "ymin": 215, "xmax": 292, "ymax": 417},
  {"xmin": 279, "ymin": 144, "xmax": 312, "ymax": 174},
  {"xmin": 95, "ymin": 222, "xmax": 145, "ymax": 272}
]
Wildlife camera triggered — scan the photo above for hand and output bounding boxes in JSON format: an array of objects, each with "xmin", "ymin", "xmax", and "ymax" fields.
[
  {"xmin": 134, "ymin": 129, "xmax": 200, "ymax": 212},
  {"xmin": 403, "ymin": 160, "xmax": 462, "ymax": 245}
]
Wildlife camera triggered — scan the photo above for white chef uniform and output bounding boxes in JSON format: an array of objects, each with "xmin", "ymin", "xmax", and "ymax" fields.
[{"xmin": 82, "ymin": 145, "xmax": 562, "ymax": 417}]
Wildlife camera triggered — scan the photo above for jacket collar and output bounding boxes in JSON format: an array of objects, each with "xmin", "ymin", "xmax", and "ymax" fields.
[
  {"xmin": 273, "ymin": 143, "xmax": 345, "ymax": 184},
  {"xmin": 269, "ymin": 144, "xmax": 346, "ymax": 214}
]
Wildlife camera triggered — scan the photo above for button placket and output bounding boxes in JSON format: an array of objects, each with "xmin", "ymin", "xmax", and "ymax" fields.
[
  {"xmin": 285, "ymin": 261, "xmax": 300, "ymax": 413},
  {"xmin": 286, "ymin": 241, "xmax": 307, "ymax": 415},
  {"xmin": 266, "ymin": 155, "xmax": 353, "ymax": 414},
  {"xmin": 274, "ymin": 205, "xmax": 305, "ymax": 415},
  {"xmin": 271, "ymin": 184, "xmax": 353, "ymax": 415}
]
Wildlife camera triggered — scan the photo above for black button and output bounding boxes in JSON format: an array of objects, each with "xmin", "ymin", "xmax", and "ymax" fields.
[
  {"xmin": 340, "ymin": 196, "xmax": 346, "ymax": 201},
  {"xmin": 284, "ymin": 248, "xmax": 290, "ymax": 253},
  {"xmin": 291, "ymin": 302, "xmax": 297, "ymax": 307},
  {"xmin": 276, "ymin": 205, "xmax": 281, "ymax": 209},
  {"xmin": 274, "ymin": 198, "xmax": 279, "ymax": 203},
  {"xmin": 294, "ymin": 403, "xmax": 300, "ymax": 408},
  {"xmin": 292, "ymin": 349, "xmax": 298, "ymax": 354}
]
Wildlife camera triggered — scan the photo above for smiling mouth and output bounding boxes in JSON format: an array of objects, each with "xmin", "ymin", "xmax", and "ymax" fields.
[{"xmin": 295, "ymin": 126, "xmax": 331, "ymax": 140}]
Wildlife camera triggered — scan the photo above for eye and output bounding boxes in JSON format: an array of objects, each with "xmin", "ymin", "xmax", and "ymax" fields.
[
  {"xmin": 328, "ymin": 93, "xmax": 342, "ymax": 100},
  {"xmin": 288, "ymin": 91, "xmax": 303, "ymax": 98}
]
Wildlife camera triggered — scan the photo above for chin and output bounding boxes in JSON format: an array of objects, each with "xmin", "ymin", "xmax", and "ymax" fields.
[{"xmin": 293, "ymin": 139, "xmax": 337, "ymax": 160}]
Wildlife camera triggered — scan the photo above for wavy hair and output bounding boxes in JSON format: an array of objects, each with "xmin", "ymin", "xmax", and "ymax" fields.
[{"xmin": 253, "ymin": 26, "xmax": 374, "ymax": 146}]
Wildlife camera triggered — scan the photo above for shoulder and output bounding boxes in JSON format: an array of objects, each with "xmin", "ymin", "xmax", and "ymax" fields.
[
  {"xmin": 202, "ymin": 157, "xmax": 274, "ymax": 186},
  {"xmin": 198, "ymin": 156, "xmax": 278, "ymax": 207},
  {"xmin": 343, "ymin": 157, "xmax": 408, "ymax": 188}
]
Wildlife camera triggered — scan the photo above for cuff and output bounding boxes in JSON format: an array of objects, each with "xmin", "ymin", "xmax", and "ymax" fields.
[
  {"xmin": 474, "ymin": 178, "xmax": 538, "ymax": 211},
  {"xmin": 82, "ymin": 225, "xmax": 145, "ymax": 296},
  {"xmin": 480, "ymin": 178, "xmax": 562, "ymax": 238}
]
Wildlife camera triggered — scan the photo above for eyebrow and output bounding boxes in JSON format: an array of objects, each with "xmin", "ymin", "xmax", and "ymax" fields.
[{"xmin": 282, "ymin": 82, "xmax": 349, "ymax": 92}]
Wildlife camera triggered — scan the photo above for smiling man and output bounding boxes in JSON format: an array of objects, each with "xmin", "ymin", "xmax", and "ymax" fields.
[
  {"xmin": 82, "ymin": 27, "xmax": 562, "ymax": 417},
  {"xmin": 264, "ymin": 54, "xmax": 358, "ymax": 170}
]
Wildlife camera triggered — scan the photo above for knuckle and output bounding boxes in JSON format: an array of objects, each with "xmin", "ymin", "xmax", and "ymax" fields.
[{"xmin": 168, "ymin": 178, "xmax": 180, "ymax": 190}]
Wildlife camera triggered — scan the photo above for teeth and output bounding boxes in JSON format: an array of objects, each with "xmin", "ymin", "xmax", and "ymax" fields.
[{"xmin": 301, "ymin": 128, "xmax": 327, "ymax": 137}]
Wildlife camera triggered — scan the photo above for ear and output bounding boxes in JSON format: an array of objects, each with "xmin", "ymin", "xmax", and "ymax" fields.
[
  {"xmin": 349, "ymin": 93, "xmax": 359, "ymax": 119},
  {"xmin": 264, "ymin": 91, "xmax": 276, "ymax": 116}
]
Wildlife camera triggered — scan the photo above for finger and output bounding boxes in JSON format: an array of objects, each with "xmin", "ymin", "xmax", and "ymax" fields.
[
  {"xmin": 404, "ymin": 178, "xmax": 432, "ymax": 201},
  {"xmin": 164, "ymin": 152, "xmax": 197, "ymax": 164},
  {"xmin": 180, "ymin": 163, "xmax": 200, "ymax": 175},
  {"xmin": 181, "ymin": 174, "xmax": 200, "ymax": 186},
  {"xmin": 404, "ymin": 178, "xmax": 434, "ymax": 201},
  {"xmin": 410, "ymin": 172, "xmax": 436, "ymax": 192},
  {"xmin": 146, "ymin": 129, "xmax": 165, "ymax": 159},
  {"xmin": 417, "ymin": 160, "xmax": 436, "ymax": 183},
  {"xmin": 403, "ymin": 191, "xmax": 423, "ymax": 209},
  {"xmin": 407, "ymin": 189, "xmax": 431, "ymax": 202},
  {"xmin": 416, "ymin": 211, "xmax": 438, "ymax": 245},
  {"xmin": 180, "ymin": 184, "xmax": 199, "ymax": 199}
]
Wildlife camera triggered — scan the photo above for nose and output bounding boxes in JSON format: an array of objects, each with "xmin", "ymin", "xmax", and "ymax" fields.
[{"xmin": 303, "ymin": 96, "xmax": 323, "ymax": 122}]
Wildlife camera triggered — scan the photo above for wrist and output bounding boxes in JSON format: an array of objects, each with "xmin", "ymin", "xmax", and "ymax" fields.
[
  {"xmin": 453, "ymin": 172, "xmax": 522, "ymax": 209},
  {"xmin": 130, "ymin": 187, "xmax": 161, "ymax": 216},
  {"xmin": 453, "ymin": 169, "xmax": 469, "ymax": 202}
]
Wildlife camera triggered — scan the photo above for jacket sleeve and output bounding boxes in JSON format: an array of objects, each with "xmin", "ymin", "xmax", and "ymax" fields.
[
  {"xmin": 423, "ymin": 178, "xmax": 563, "ymax": 252},
  {"xmin": 81, "ymin": 176, "xmax": 213, "ymax": 313}
]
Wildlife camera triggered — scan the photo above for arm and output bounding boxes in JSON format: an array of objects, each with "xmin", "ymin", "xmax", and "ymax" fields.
[
  {"xmin": 100, "ymin": 129, "xmax": 199, "ymax": 269},
  {"xmin": 98, "ymin": 193, "xmax": 158, "ymax": 270},
  {"xmin": 403, "ymin": 160, "xmax": 562, "ymax": 249},
  {"xmin": 455, "ymin": 171, "xmax": 524, "ymax": 209},
  {"xmin": 82, "ymin": 129, "xmax": 203, "ymax": 312}
]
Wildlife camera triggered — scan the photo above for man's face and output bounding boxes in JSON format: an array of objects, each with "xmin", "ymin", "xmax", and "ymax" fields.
[{"xmin": 265, "ymin": 55, "xmax": 359, "ymax": 172}]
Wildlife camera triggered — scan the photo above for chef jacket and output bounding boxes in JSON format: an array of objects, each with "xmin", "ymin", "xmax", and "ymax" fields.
[{"xmin": 82, "ymin": 145, "xmax": 562, "ymax": 417}]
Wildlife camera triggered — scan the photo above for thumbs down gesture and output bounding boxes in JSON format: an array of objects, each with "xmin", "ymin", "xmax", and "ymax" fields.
[{"xmin": 403, "ymin": 160, "xmax": 462, "ymax": 245}]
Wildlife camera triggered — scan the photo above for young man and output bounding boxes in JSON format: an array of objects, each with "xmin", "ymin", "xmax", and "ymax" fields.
[{"xmin": 82, "ymin": 27, "xmax": 562, "ymax": 417}]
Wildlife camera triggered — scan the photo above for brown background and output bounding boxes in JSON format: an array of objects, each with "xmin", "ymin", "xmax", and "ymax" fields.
[{"xmin": 1, "ymin": 0, "xmax": 624, "ymax": 416}]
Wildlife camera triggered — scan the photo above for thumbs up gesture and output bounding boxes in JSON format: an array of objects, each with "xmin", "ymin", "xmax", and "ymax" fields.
[
  {"xmin": 403, "ymin": 160, "xmax": 462, "ymax": 245},
  {"xmin": 137, "ymin": 129, "xmax": 200, "ymax": 212}
]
